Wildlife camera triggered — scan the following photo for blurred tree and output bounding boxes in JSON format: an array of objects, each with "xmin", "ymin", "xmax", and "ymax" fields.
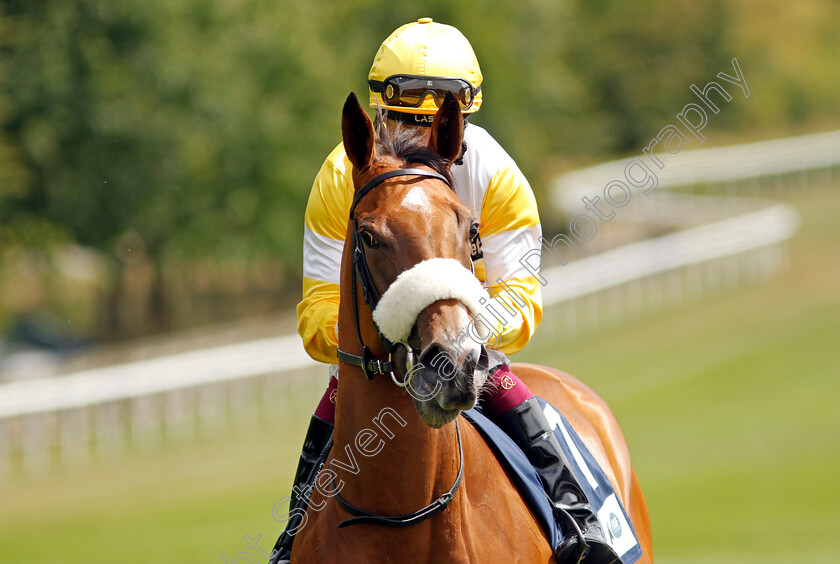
[
  {"xmin": 560, "ymin": 0, "xmax": 731, "ymax": 155},
  {"xmin": 0, "ymin": 0, "xmax": 837, "ymax": 340},
  {"xmin": 0, "ymin": 0, "xmax": 346, "ymax": 335}
]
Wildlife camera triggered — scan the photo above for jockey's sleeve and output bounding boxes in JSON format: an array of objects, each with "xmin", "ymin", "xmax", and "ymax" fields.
[
  {"xmin": 297, "ymin": 137, "xmax": 543, "ymax": 361},
  {"xmin": 297, "ymin": 144, "xmax": 353, "ymax": 363},
  {"xmin": 477, "ymin": 164, "xmax": 543, "ymax": 354}
]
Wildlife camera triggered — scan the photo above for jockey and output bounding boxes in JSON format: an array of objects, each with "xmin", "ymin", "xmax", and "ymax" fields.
[{"xmin": 273, "ymin": 19, "xmax": 619, "ymax": 563}]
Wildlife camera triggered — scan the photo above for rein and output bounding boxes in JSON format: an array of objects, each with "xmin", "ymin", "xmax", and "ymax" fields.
[
  {"xmin": 334, "ymin": 166, "xmax": 467, "ymax": 530},
  {"xmin": 334, "ymin": 418, "xmax": 464, "ymax": 528}
]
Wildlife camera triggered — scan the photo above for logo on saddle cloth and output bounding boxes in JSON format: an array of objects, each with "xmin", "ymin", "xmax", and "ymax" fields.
[{"xmin": 609, "ymin": 513, "xmax": 622, "ymax": 539}]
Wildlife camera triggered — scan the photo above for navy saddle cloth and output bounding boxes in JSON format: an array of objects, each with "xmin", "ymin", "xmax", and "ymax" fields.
[{"xmin": 462, "ymin": 397, "xmax": 643, "ymax": 563}]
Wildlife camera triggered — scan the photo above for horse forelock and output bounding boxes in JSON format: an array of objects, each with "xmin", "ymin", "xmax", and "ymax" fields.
[{"xmin": 373, "ymin": 120, "xmax": 454, "ymax": 187}]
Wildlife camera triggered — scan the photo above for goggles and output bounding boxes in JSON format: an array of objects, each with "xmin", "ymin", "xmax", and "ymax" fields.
[{"xmin": 369, "ymin": 74, "xmax": 480, "ymax": 110}]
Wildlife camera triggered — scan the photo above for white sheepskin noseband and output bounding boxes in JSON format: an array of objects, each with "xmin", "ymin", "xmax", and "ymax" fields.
[{"xmin": 371, "ymin": 258, "xmax": 487, "ymax": 343}]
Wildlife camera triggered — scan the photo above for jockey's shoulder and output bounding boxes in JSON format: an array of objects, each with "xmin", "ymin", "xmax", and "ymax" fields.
[
  {"xmin": 460, "ymin": 123, "xmax": 518, "ymax": 176},
  {"xmin": 323, "ymin": 142, "xmax": 353, "ymax": 176}
]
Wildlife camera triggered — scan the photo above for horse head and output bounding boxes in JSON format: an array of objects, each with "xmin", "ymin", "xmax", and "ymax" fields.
[{"xmin": 340, "ymin": 92, "xmax": 489, "ymax": 429}]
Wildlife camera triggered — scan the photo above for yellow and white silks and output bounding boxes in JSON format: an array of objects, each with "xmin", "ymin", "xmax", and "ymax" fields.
[{"xmin": 297, "ymin": 124, "xmax": 543, "ymax": 364}]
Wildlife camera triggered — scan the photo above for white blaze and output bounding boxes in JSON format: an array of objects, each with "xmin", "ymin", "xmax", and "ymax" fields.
[{"xmin": 400, "ymin": 186, "xmax": 431, "ymax": 212}]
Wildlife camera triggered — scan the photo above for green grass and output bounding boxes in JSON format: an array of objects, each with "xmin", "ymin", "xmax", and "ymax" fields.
[
  {"xmin": 0, "ymin": 187, "xmax": 838, "ymax": 563},
  {"xmin": 0, "ymin": 411, "xmax": 313, "ymax": 563}
]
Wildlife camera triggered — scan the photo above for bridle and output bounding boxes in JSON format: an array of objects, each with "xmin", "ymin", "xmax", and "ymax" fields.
[
  {"xmin": 333, "ymin": 166, "xmax": 466, "ymax": 529},
  {"xmin": 336, "ymin": 167, "xmax": 451, "ymax": 385}
]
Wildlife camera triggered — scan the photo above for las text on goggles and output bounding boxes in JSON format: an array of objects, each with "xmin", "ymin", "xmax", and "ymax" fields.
[{"xmin": 369, "ymin": 74, "xmax": 480, "ymax": 110}]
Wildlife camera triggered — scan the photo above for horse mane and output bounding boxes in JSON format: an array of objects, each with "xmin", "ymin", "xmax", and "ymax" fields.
[{"xmin": 374, "ymin": 116, "xmax": 454, "ymax": 187}]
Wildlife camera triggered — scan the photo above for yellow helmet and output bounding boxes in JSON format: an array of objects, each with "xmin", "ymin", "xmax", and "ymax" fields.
[{"xmin": 368, "ymin": 18, "xmax": 483, "ymax": 116}]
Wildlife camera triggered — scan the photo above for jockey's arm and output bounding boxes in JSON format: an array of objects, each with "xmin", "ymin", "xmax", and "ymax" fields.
[
  {"xmin": 297, "ymin": 144, "xmax": 353, "ymax": 364},
  {"xmin": 476, "ymin": 164, "xmax": 543, "ymax": 355}
]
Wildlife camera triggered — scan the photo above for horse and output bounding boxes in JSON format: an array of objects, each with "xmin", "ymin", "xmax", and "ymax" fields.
[{"xmin": 289, "ymin": 92, "xmax": 652, "ymax": 563}]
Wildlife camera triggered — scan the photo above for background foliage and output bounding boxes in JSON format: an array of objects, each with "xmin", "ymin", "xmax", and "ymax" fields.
[{"xmin": 0, "ymin": 0, "xmax": 838, "ymax": 340}]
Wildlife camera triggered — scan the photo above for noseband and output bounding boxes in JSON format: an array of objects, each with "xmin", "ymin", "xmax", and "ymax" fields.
[{"xmin": 336, "ymin": 167, "xmax": 451, "ymax": 384}]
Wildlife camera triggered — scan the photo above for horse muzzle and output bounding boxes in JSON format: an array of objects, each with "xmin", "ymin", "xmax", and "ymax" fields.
[{"xmin": 370, "ymin": 258, "xmax": 492, "ymax": 428}]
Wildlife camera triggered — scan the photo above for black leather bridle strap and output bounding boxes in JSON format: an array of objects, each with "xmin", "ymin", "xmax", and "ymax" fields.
[
  {"xmin": 336, "ymin": 347, "xmax": 394, "ymax": 376},
  {"xmin": 334, "ymin": 417, "xmax": 465, "ymax": 528},
  {"xmin": 349, "ymin": 168, "xmax": 451, "ymax": 219}
]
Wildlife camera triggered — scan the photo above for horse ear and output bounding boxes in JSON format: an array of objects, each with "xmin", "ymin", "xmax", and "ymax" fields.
[
  {"xmin": 342, "ymin": 92, "xmax": 376, "ymax": 173},
  {"xmin": 428, "ymin": 92, "xmax": 464, "ymax": 166}
]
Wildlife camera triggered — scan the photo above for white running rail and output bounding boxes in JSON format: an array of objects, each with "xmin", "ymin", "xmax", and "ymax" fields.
[{"xmin": 1, "ymin": 129, "xmax": 836, "ymax": 478}]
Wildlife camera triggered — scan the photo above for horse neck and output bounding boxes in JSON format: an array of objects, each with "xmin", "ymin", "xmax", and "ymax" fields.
[
  {"xmin": 332, "ymin": 365, "xmax": 460, "ymax": 513},
  {"xmin": 334, "ymin": 246, "xmax": 460, "ymax": 514}
]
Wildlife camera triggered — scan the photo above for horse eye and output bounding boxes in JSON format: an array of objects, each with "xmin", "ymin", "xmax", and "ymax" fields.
[
  {"xmin": 360, "ymin": 229, "xmax": 379, "ymax": 248},
  {"xmin": 469, "ymin": 223, "xmax": 479, "ymax": 239}
]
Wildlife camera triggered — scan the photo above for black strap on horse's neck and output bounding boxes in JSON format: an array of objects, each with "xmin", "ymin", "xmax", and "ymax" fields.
[
  {"xmin": 333, "ymin": 417, "xmax": 465, "ymax": 528},
  {"xmin": 338, "ymin": 167, "xmax": 451, "ymax": 380}
]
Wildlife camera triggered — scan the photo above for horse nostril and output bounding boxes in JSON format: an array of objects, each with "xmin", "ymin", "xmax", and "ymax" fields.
[
  {"xmin": 419, "ymin": 343, "xmax": 455, "ymax": 378},
  {"xmin": 418, "ymin": 343, "xmax": 439, "ymax": 365},
  {"xmin": 463, "ymin": 349, "xmax": 478, "ymax": 376},
  {"xmin": 419, "ymin": 343, "xmax": 480, "ymax": 382}
]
